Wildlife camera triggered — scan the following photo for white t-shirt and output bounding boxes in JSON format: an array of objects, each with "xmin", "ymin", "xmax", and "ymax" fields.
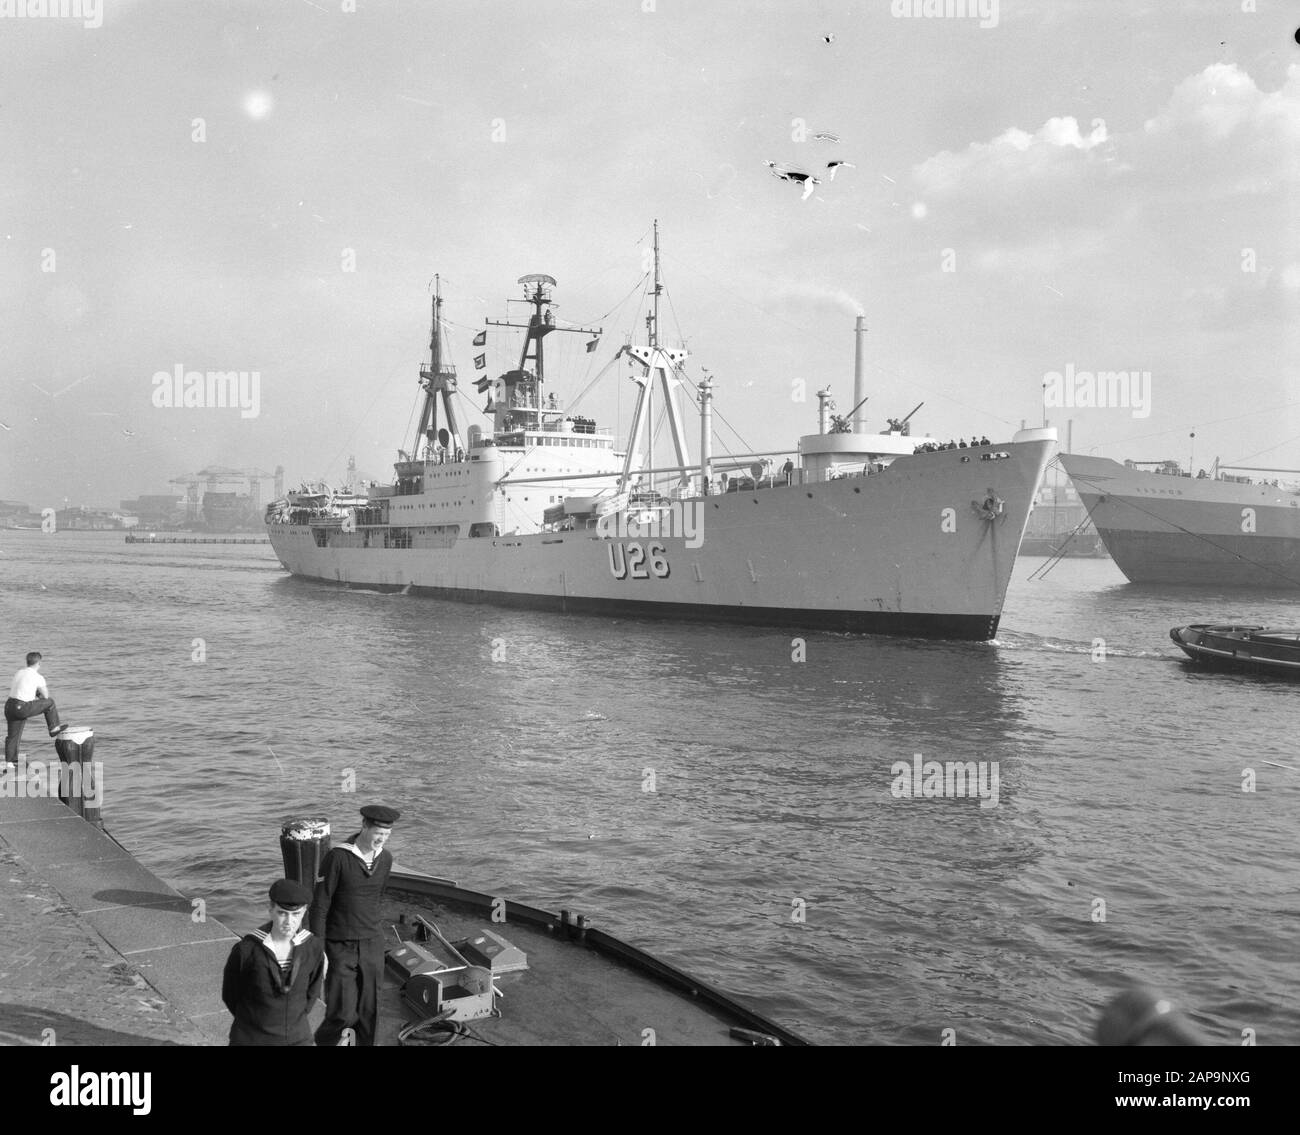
[{"xmin": 9, "ymin": 667, "xmax": 48, "ymax": 701}]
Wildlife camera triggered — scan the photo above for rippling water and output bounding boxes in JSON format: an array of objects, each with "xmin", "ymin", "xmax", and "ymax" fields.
[{"xmin": 2, "ymin": 531, "xmax": 1296, "ymax": 1045}]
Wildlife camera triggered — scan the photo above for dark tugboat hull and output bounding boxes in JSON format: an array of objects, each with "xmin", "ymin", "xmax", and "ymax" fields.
[
  {"xmin": 379, "ymin": 870, "xmax": 811, "ymax": 1046},
  {"xmin": 1170, "ymin": 624, "xmax": 1300, "ymax": 678}
]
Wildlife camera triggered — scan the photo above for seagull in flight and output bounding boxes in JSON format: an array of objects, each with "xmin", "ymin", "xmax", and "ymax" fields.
[
  {"xmin": 764, "ymin": 161, "xmax": 819, "ymax": 200},
  {"xmin": 825, "ymin": 160, "xmax": 856, "ymax": 181}
]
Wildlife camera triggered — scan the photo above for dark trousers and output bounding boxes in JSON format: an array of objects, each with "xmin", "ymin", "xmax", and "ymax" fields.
[
  {"xmin": 4, "ymin": 697, "xmax": 60, "ymax": 764},
  {"xmin": 315, "ymin": 937, "xmax": 384, "ymax": 1047}
]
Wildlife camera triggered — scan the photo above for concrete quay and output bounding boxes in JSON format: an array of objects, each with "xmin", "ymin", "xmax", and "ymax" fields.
[{"xmin": 0, "ymin": 793, "xmax": 237, "ymax": 1046}]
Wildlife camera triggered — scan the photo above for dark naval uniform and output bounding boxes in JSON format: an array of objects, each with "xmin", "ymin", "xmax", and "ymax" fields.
[
  {"xmin": 311, "ymin": 823, "xmax": 395, "ymax": 1047},
  {"xmin": 221, "ymin": 924, "xmax": 325, "ymax": 1046}
]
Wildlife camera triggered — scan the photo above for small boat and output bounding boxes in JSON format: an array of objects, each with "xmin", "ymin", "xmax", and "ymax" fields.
[
  {"xmin": 1169, "ymin": 624, "xmax": 1300, "ymax": 677},
  {"xmin": 376, "ymin": 868, "xmax": 811, "ymax": 1046}
]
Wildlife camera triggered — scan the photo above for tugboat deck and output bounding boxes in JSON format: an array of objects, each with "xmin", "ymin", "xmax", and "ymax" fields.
[{"xmin": 376, "ymin": 870, "xmax": 807, "ymax": 1046}]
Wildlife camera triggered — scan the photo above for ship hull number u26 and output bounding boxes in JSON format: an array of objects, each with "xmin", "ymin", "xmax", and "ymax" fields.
[{"xmin": 608, "ymin": 541, "xmax": 670, "ymax": 580}]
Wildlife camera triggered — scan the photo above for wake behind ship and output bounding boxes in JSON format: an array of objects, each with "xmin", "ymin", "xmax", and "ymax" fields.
[{"xmin": 267, "ymin": 225, "xmax": 1055, "ymax": 639}]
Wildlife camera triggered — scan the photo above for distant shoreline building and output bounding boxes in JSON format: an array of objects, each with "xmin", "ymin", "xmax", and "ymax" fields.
[
  {"xmin": 0, "ymin": 500, "xmax": 43, "ymax": 529},
  {"xmin": 120, "ymin": 494, "xmax": 185, "ymax": 529},
  {"xmin": 169, "ymin": 465, "xmax": 282, "ymax": 531},
  {"xmin": 55, "ymin": 506, "xmax": 126, "ymax": 531}
]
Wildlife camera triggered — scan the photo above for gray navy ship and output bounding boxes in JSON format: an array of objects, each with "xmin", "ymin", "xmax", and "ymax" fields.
[
  {"xmin": 267, "ymin": 225, "xmax": 1056, "ymax": 639},
  {"xmin": 1060, "ymin": 454, "xmax": 1300, "ymax": 587}
]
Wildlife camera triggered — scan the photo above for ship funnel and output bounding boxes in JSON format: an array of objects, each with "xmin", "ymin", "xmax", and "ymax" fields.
[{"xmin": 853, "ymin": 316, "xmax": 867, "ymax": 432}]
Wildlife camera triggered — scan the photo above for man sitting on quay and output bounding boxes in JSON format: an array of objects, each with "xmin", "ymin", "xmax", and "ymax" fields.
[{"xmin": 5, "ymin": 652, "xmax": 67, "ymax": 766}]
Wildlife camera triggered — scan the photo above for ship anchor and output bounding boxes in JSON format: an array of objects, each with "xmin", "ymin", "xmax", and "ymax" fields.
[{"xmin": 973, "ymin": 493, "xmax": 1005, "ymax": 521}]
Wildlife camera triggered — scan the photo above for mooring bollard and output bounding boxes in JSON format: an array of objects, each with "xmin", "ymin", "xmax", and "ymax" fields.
[
  {"xmin": 53, "ymin": 728, "xmax": 100, "ymax": 828},
  {"xmin": 280, "ymin": 816, "xmax": 331, "ymax": 890}
]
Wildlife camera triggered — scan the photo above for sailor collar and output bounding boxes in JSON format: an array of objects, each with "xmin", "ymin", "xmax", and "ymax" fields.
[
  {"xmin": 251, "ymin": 925, "xmax": 312, "ymax": 952},
  {"xmin": 340, "ymin": 837, "xmax": 383, "ymax": 873}
]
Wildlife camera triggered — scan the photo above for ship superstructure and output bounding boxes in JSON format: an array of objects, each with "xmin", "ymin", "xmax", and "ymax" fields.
[{"xmin": 267, "ymin": 224, "xmax": 1056, "ymax": 638}]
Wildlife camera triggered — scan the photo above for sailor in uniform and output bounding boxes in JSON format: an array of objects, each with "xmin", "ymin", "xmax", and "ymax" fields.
[
  {"xmin": 221, "ymin": 878, "xmax": 325, "ymax": 1046},
  {"xmin": 311, "ymin": 804, "xmax": 400, "ymax": 1046}
]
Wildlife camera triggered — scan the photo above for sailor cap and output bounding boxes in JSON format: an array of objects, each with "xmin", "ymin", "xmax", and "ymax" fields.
[
  {"xmin": 360, "ymin": 804, "xmax": 401, "ymax": 825},
  {"xmin": 268, "ymin": 878, "xmax": 312, "ymax": 909}
]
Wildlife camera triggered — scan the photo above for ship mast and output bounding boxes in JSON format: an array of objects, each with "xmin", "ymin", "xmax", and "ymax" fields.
[
  {"xmin": 619, "ymin": 219, "xmax": 692, "ymax": 496},
  {"xmin": 650, "ymin": 220, "xmax": 661, "ymax": 349},
  {"xmin": 416, "ymin": 275, "xmax": 462, "ymax": 456},
  {"xmin": 483, "ymin": 275, "xmax": 601, "ymax": 434}
]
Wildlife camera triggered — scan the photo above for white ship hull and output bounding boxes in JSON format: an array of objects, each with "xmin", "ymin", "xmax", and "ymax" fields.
[{"xmin": 268, "ymin": 436, "xmax": 1055, "ymax": 639}]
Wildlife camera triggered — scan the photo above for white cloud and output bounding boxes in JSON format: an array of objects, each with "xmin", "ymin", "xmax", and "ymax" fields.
[
  {"xmin": 914, "ymin": 63, "xmax": 1299, "ymax": 207},
  {"xmin": 913, "ymin": 116, "xmax": 1110, "ymax": 198},
  {"xmin": 905, "ymin": 64, "xmax": 1298, "ymax": 273},
  {"xmin": 1144, "ymin": 62, "xmax": 1288, "ymax": 141},
  {"xmin": 1140, "ymin": 63, "xmax": 1300, "ymax": 189}
]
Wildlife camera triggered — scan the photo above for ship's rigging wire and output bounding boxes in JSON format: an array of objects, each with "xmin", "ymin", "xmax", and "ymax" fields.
[
  {"xmin": 664, "ymin": 282, "xmax": 688, "ymax": 354},
  {"xmin": 1221, "ymin": 430, "xmax": 1300, "ymax": 469},
  {"xmin": 584, "ymin": 271, "xmax": 652, "ymax": 328},
  {"xmin": 559, "ymin": 271, "xmax": 654, "ymax": 419},
  {"xmin": 463, "ymin": 259, "xmax": 773, "ymax": 478},
  {"xmin": 677, "ymin": 245, "xmax": 1300, "ymax": 464},
  {"xmin": 1026, "ymin": 459, "xmax": 1098, "ymax": 581},
  {"xmin": 629, "ymin": 264, "xmax": 768, "ymax": 467},
  {"xmin": 661, "ymin": 249, "xmax": 1013, "ymax": 431},
  {"xmin": 1080, "ymin": 403, "xmax": 1300, "ymax": 459},
  {"xmin": 657, "ymin": 282, "xmax": 770, "ymax": 465},
  {"xmin": 441, "ymin": 262, "xmax": 1300, "ymax": 474},
  {"xmin": 449, "ymin": 271, "xmax": 649, "ymax": 438},
  {"xmin": 495, "ymin": 356, "xmax": 625, "ymax": 486},
  {"xmin": 667, "ymin": 360, "xmax": 776, "ymax": 471},
  {"xmin": 1024, "ymin": 512, "xmax": 1096, "ymax": 581},
  {"xmin": 563, "ymin": 354, "xmax": 622, "ymax": 417},
  {"xmin": 645, "ymin": 271, "xmax": 850, "ymax": 467},
  {"xmin": 1063, "ymin": 467, "xmax": 1300, "ymax": 588},
  {"xmin": 400, "ymin": 394, "xmax": 421, "ymax": 460},
  {"xmin": 322, "ymin": 348, "xmax": 415, "ymax": 482},
  {"xmin": 418, "ymin": 255, "xmax": 914, "ymax": 495}
]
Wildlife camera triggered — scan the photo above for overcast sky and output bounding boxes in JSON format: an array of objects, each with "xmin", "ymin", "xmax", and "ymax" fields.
[{"xmin": 2, "ymin": 0, "xmax": 1297, "ymax": 508}]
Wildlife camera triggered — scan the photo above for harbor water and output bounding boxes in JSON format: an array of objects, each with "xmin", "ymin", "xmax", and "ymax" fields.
[{"xmin": 2, "ymin": 530, "xmax": 1296, "ymax": 1045}]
